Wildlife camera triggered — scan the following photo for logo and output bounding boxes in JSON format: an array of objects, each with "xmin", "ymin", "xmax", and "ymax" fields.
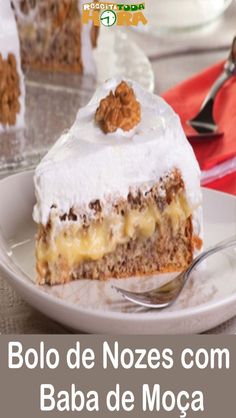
[
  {"xmin": 82, "ymin": 2, "xmax": 147, "ymax": 27},
  {"xmin": 100, "ymin": 10, "xmax": 117, "ymax": 26}
]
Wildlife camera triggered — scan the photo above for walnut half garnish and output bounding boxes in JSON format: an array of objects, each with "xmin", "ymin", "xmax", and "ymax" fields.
[{"xmin": 95, "ymin": 81, "xmax": 141, "ymax": 134}]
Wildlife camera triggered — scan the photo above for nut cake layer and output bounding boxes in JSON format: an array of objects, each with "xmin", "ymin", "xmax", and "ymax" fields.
[{"xmin": 36, "ymin": 171, "xmax": 201, "ymax": 284}]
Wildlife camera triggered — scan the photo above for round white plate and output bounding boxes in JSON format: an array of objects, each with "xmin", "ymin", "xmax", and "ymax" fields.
[{"xmin": 0, "ymin": 171, "xmax": 236, "ymax": 334}]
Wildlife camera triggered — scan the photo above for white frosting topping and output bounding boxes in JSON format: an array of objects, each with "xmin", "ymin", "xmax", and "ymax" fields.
[
  {"xmin": 0, "ymin": 0, "xmax": 25, "ymax": 132},
  {"xmin": 33, "ymin": 77, "xmax": 202, "ymax": 227}
]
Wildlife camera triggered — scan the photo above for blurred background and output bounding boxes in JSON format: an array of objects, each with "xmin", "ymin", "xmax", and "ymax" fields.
[{"xmin": 125, "ymin": 0, "xmax": 235, "ymax": 92}]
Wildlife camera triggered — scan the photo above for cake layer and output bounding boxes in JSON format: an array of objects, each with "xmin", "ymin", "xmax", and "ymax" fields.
[
  {"xmin": 37, "ymin": 218, "xmax": 194, "ymax": 285},
  {"xmin": 68, "ymin": 218, "xmax": 193, "ymax": 282},
  {"xmin": 0, "ymin": 0, "xmax": 25, "ymax": 131},
  {"xmin": 35, "ymin": 171, "xmax": 201, "ymax": 284},
  {"xmin": 11, "ymin": 0, "xmax": 97, "ymax": 74}
]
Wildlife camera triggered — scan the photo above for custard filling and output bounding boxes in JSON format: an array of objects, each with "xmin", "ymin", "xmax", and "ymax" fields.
[{"xmin": 37, "ymin": 192, "xmax": 192, "ymax": 269}]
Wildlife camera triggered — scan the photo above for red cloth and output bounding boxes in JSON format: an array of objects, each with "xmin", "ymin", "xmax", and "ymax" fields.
[
  {"xmin": 162, "ymin": 61, "xmax": 236, "ymax": 171},
  {"xmin": 205, "ymin": 171, "xmax": 236, "ymax": 195}
]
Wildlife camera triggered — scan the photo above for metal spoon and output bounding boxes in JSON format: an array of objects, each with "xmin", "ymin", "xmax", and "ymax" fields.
[
  {"xmin": 114, "ymin": 235, "xmax": 236, "ymax": 309},
  {"xmin": 187, "ymin": 36, "xmax": 236, "ymax": 137}
]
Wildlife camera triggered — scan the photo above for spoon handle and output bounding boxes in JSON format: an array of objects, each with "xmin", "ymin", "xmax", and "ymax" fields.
[
  {"xmin": 187, "ymin": 235, "xmax": 236, "ymax": 278},
  {"xmin": 225, "ymin": 36, "xmax": 236, "ymax": 74},
  {"xmin": 200, "ymin": 71, "xmax": 230, "ymax": 110},
  {"xmin": 199, "ymin": 37, "xmax": 236, "ymax": 111}
]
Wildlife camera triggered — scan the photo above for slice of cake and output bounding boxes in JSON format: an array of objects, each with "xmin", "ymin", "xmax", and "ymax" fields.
[
  {"xmin": 33, "ymin": 78, "xmax": 203, "ymax": 285},
  {"xmin": 11, "ymin": 0, "xmax": 98, "ymax": 74},
  {"xmin": 0, "ymin": 0, "xmax": 25, "ymax": 132}
]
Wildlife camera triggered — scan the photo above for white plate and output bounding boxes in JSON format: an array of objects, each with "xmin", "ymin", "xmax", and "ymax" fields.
[
  {"xmin": 0, "ymin": 171, "xmax": 236, "ymax": 334},
  {"xmin": 0, "ymin": 29, "xmax": 154, "ymax": 177}
]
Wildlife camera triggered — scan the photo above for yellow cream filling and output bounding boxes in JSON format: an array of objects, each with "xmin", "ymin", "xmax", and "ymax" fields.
[{"xmin": 37, "ymin": 192, "xmax": 191, "ymax": 268}]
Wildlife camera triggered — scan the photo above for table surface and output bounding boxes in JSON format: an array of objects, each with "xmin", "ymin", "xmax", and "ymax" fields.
[{"xmin": 1, "ymin": 2, "xmax": 236, "ymax": 334}]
